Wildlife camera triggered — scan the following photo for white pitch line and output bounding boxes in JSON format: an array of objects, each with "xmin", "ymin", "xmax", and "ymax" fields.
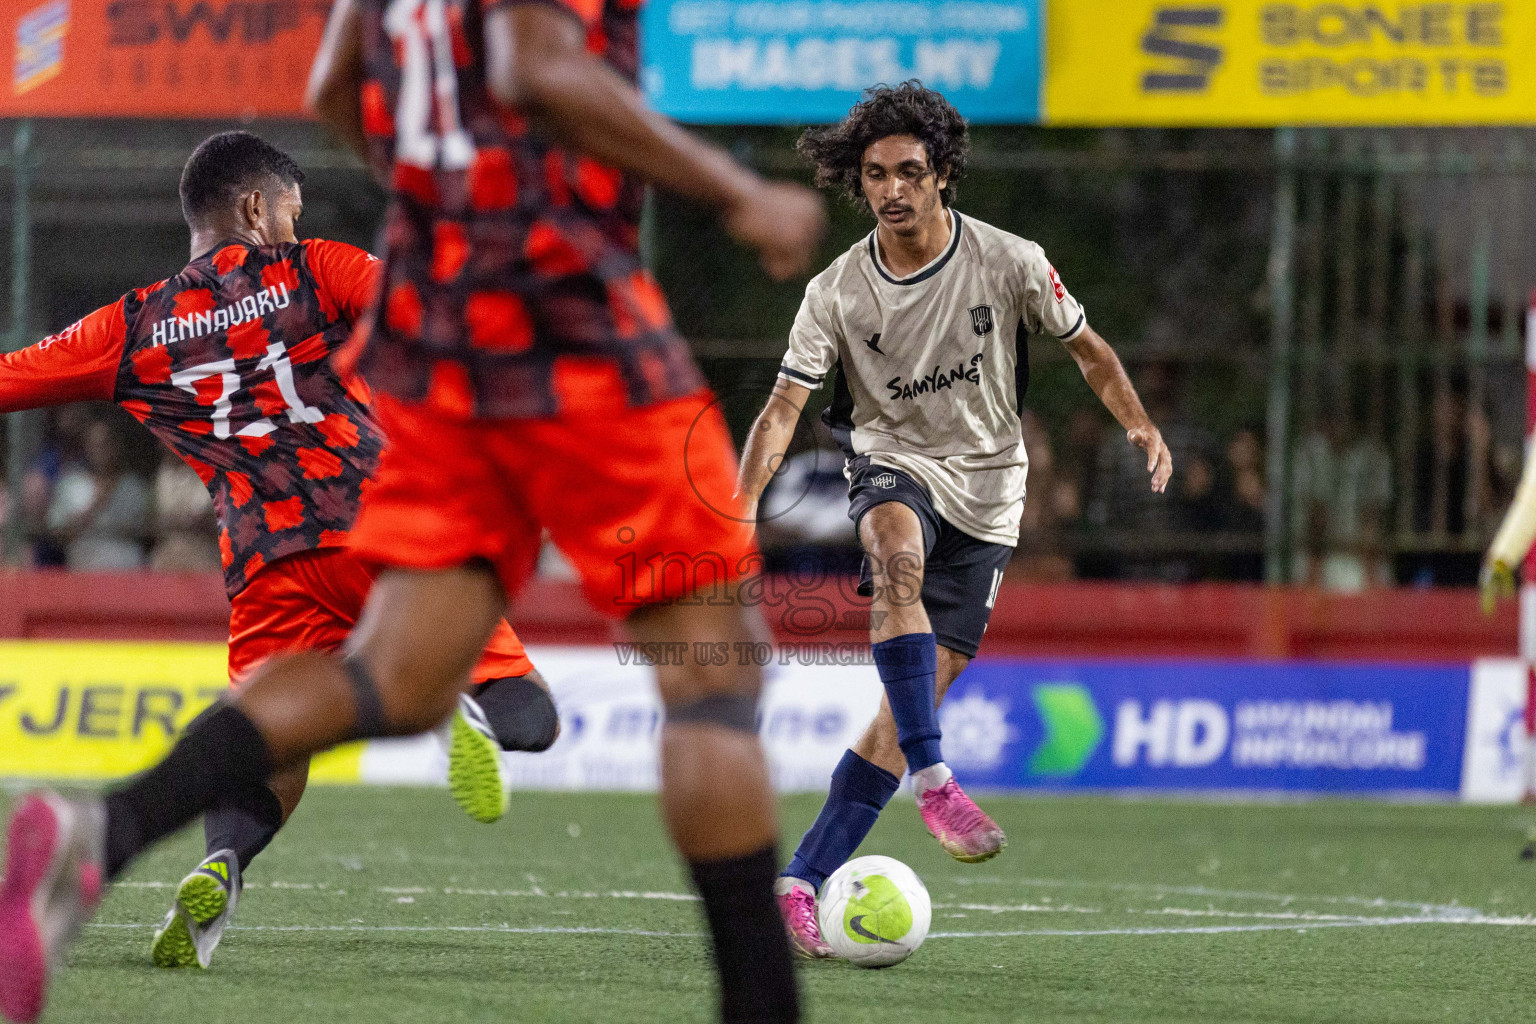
[
  {"xmin": 115, "ymin": 881, "xmax": 698, "ymax": 901},
  {"xmin": 87, "ymin": 923, "xmax": 694, "ymax": 938},
  {"xmin": 945, "ymin": 876, "xmax": 1472, "ymax": 916},
  {"xmin": 84, "ymin": 913, "xmax": 1536, "ymax": 941},
  {"xmin": 935, "ymin": 902, "xmax": 1103, "ymax": 915},
  {"xmin": 111, "ymin": 879, "xmax": 1535, "ymax": 933},
  {"xmin": 1131, "ymin": 907, "xmax": 1390, "ymax": 923},
  {"xmin": 111, "ymin": 877, "xmax": 1470, "ymax": 916},
  {"xmin": 931, "ymin": 914, "xmax": 1536, "ymax": 938}
]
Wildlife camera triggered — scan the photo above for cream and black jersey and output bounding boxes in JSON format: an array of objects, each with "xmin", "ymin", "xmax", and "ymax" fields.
[{"xmin": 778, "ymin": 210, "xmax": 1086, "ymax": 547}]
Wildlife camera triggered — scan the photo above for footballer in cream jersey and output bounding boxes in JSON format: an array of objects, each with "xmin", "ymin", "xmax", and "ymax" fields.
[
  {"xmin": 736, "ymin": 82, "xmax": 1171, "ymax": 960},
  {"xmin": 779, "ymin": 209, "xmax": 1086, "ymax": 548}
]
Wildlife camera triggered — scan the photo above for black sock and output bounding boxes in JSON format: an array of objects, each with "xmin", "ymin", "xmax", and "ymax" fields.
[
  {"xmin": 104, "ymin": 703, "xmax": 274, "ymax": 879},
  {"xmin": 204, "ymin": 782, "xmax": 285, "ymax": 874},
  {"xmin": 472, "ymin": 676, "xmax": 560, "ymax": 752},
  {"xmin": 690, "ymin": 845, "xmax": 800, "ymax": 1024}
]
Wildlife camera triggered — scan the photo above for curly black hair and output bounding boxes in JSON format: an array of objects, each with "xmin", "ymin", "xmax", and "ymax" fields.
[
  {"xmin": 797, "ymin": 81, "xmax": 969, "ymax": 210},
  {"xmin": 179, "ymin": 131, "xmax": 305, "ymax": 223}
]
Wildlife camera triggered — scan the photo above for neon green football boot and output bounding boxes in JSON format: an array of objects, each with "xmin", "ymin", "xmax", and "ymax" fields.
[
  {"xmin": 151, "ymin": 849, "xmax": 240, "ymax": 969},
  {"xmin": 446, "ymin": 694, "xmax": 510, "ymax": 824}
]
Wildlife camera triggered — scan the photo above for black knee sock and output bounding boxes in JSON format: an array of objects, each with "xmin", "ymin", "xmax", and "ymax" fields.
[
  {"xmin": 204, "ymin": 782, "xmax": 285, "ymax": 873},
  {"xmin": 472, "ymin": 676, "xmax": 560, "ymax": 752},
  {"xmin": 104, "ymin": 704, "xmax": 274, "ymax": 879},
  {"xmin": 690, "ymin": 846, "xmax": 800, "ymax": 1024}
]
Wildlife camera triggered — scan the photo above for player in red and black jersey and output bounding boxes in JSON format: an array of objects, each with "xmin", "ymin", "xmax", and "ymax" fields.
[
  {"xmin": 0, "ymin": 7, "xmax": 825, "ymax": 1022},
  {"xmin": 0, "ymin": 133, "xmax": 559, "ymax": 986}
]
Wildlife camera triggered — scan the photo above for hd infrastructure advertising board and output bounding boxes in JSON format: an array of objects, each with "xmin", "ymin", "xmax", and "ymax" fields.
[{"xmin": 0, "ymin": 640, "xmax": 1526, "ymax": 801}]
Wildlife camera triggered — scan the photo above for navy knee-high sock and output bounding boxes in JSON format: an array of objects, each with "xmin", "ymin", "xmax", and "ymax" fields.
[
  {"xmin": 783, "ymin": 750, "xmax": 900, "ymax": 890},
  {"xmin": 871, "ymin": 632, "xmax": 942, "ymax": 772}
]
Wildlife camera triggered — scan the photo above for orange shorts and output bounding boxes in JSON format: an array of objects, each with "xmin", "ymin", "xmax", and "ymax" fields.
[
  {"xmin": 227, "ymin": 546, "xmax": 533, "ymax": 687},
  {"xmin": 347, "ymin": 390, "xmax": 757, "ymax": 615}
]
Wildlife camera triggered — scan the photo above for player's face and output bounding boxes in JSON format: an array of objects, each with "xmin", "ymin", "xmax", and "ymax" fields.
[
  {"xmin": 263, "ymin": 183, "xmax": 303, "ymax": 245},
  {"xmin": 860, "ymin": 135, "xmax": 948, "ymax": 237}
]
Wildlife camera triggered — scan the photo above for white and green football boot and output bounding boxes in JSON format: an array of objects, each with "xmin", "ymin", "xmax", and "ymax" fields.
[
  {"xmin": 443, "ymin": 693, "xmax": 509, "ymax": 824},
  {"xmin": 150, "ymin": 849, "xmax": 240, "ymax": 969}
]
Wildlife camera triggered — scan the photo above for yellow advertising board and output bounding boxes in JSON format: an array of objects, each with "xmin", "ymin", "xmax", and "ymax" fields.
[
  {"xmin": 0, "ymin": 643, "xmax": 362, "ymax": 783},
  {"xmin": 1045, "ymin": 1, "xmax": 1536, "ymax": 124}
]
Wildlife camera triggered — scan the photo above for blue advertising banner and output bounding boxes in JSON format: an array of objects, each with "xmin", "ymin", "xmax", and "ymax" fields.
[
  {"xmin": 641, "ymin": 0, "xmax": 1043, "ymax": 124},
  {"xmin": 939, "ymin": 661, "xmax": 1470, "ymax": 795}
]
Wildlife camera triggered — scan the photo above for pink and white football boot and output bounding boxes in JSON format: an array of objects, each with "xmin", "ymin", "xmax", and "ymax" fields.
[
  {"xmin": 915, "ymin": 774, "xmax": 1006, "ymax": 863},
  {"xmin": 0, "ymin": 793, "xmax": 105, "ymax": 1023},
  {"xmin": 773, "ymin": 877, "xmax": 833, "ymax": 959}
]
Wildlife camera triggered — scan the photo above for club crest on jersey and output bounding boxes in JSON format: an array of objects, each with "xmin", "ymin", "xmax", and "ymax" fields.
[
  {"xmin": 969, "ymin": 305, "xmax": 994, "ymax": 337},
  {"xmin": 872, "ymin": 473, "xmax": 898, "ymax": 489},
  {"xmin": 1048, "ymin": 265, "xmax": 1066, "ymax": 303}
]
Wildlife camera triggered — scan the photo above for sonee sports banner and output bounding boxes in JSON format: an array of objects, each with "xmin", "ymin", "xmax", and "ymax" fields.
[{"xmin": 1045, "ymin": 0, "xmax": 1536, "ymax": 125}]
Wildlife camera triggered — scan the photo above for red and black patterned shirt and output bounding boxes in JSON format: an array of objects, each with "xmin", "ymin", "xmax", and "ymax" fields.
[
  {"xmin": 0, "ymin": 239, "xmax": 384, "ymax": 597},
  {"xmin": 353, "ymin": 0, "xmax": 704, "ymax": 420}
]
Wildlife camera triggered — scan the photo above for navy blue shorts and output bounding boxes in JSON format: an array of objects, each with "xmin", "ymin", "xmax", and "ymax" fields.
[{"xmin": 846, "ymin": 456, "xmax": 1014, "ymax": 659}]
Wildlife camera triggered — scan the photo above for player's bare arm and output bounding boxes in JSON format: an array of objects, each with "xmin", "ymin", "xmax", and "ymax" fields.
[
  {"xmin": 737, "ymin": 378, "xmax": 814, "ymax": 523},
  {"xmin": 1481, "ymin": 441, "xmax": 1536, "ymax": 612},
  {"xmin": 1062, "ymin": 325, "xmax": 1173, "ymax": 493},
  {"xmin": 307, "ymin": 0, "xmax": 372, "ymax": 171},
  {"xmin": 483, "ymin": 4, "xmax": 825, "ymax": 280}
]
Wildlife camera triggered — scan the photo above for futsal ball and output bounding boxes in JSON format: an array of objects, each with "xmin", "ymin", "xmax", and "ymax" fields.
[{"xmin": 817, "ymin": 855, "xmax": 931, "ymax": 967}]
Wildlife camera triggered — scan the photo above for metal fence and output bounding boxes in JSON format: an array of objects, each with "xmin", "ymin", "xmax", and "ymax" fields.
[
  {"xmin": 1270, "ymin": 128, "xmax": 1535, "ymax": 588},
  {"xmin": 2, "ymin": 120, "xmax": 1533, "ymax": 586}
]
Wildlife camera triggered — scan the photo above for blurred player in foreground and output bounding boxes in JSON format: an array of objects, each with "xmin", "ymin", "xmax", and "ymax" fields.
[
  {"xmin": 736, "ymin": 82, "xmax": 1172, "ymax": 957},
  {"xmin": 0, "ymin": 1, "xmax": 825, "ymax": 1022},
  {"xmin": 0, "ymin": 131, "xmax": 561, "ymax": 999}
]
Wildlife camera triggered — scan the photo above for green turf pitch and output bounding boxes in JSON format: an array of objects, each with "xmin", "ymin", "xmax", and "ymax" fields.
[{"xmin": 5, "ymin": 788, "xmax": 1536, "ymax": 1024}]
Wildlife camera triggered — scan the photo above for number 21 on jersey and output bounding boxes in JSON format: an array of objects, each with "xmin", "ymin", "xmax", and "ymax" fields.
[
  {"xmin": 385, "ymin": 0, "xmax": 477, "ymax": 171},
  {"xmin": 171, "ymin": 341, "xmax": 325, "ymax": 441}
]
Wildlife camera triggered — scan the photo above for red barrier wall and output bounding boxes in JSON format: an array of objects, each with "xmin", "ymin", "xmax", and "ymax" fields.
[{"xmin": 0, "ymin": 571, "xmax": 1514, "ymax": 662}]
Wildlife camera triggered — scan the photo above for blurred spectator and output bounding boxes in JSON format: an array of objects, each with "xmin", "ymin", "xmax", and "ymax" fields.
[
  {"xmin": 1290, "ymin": 412, "xmax": 1392, "ymax": 592},
  {"xmin": 46, "ymin": 419, "xmax": 149, "ymax": 570},
  {"xmin": 1087, "ymin": 362, "xmax": 1215, "ymax": 581},
  {"xmin": 150, "ymin": 450, "xmax": 220, "ymax": 571},
  {"xmin": 1178, "ymin": 449, "xmax": 1223, "ymax": 532},
  {"xmin": 1406, "ymin": 385, "xmax": 1498, "ymax": 586},
  {"xmin": 1057, "ymin": 406, "xmax": 1105, "ymax": 518},
  {"xmin": 1009, "ymin": 410, "xmax": 1075, "ymax": 581},
  {"xmin": 1218, "ymin": 427, "xmax": 1266, "ymax": 579},
  {"xmin": 22, "ymin": 405, "xmax": 91, "ymax": 567},
  {"xmin": 1223, "ymin": 428, "xmax": 1266, "ymax": 533},
  {"xmin": 757, "ymin": 432, "xmax": 861, "ymax": 577}
]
